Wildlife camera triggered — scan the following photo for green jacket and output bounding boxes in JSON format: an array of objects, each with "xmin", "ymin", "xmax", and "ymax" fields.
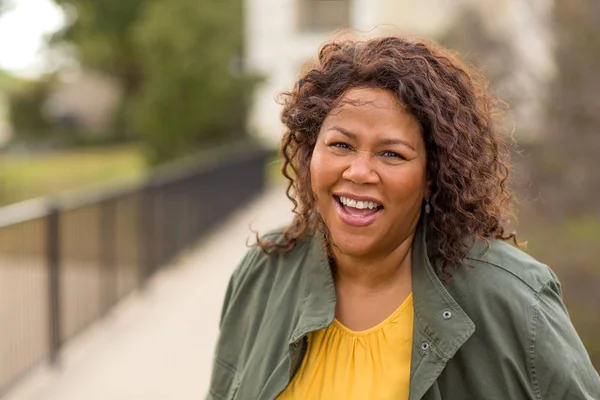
[{"xmin": 207, "ymin": 220, "xmax": 600, "ymax": 399}]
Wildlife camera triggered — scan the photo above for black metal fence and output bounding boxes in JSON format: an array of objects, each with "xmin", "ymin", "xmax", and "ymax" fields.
[{"xmin": 0, "ymin": 143, "xmax": 268, "ymax": 397}]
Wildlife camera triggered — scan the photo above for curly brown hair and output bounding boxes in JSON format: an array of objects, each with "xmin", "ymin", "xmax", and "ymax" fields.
[{"xmin": 258, "ymin": 35, "xmax": 517, "ymax": 279}]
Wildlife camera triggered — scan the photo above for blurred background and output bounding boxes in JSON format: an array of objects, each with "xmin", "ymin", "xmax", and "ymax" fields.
[{"xmin": 0, "ymin": 0, "xmax": 598, "ymax": 398}]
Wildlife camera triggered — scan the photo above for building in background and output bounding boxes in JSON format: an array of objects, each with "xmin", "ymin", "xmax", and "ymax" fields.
[
  {"xmin": 245, "ymin": 0, "xmax": 553, "ymax": 146},
  {"xmin": 245, "ymin": 0, "xmax": 381, "ymax": 147},
  {"xmin": 44, "ymin": 70, "xmax": 121, "ymax": 137}
]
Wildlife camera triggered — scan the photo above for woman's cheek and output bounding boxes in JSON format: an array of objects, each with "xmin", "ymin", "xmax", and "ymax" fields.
[{"xmin": 311, "ymin": 148, "xmax": 334, "ymax": 184}]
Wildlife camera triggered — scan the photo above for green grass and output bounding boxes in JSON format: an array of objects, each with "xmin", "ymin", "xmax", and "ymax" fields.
[{"xmin": 0, "ymin": 145, "xmax": 146, "ymax": 206}]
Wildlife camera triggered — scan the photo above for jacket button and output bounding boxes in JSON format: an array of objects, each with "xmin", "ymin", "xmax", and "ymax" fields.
[
  {"xmin": 442, "ymin": 310, "xmax": 452, "ymax": 319},
  {"xmin": 421, "ymin": 341, "xmax": 430, "ymax": 351}
]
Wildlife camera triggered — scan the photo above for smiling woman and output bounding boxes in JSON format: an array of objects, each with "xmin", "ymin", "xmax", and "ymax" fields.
[
  {"xmin": 311, "ymin": 88, "xmax": 427, "ymax": 262},
  {"xmin": 206, "ymin": 36, "xmax": 600, "ymax": 400}
]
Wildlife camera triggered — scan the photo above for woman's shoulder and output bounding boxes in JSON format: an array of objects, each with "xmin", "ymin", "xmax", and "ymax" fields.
[
  {"xmin": 461, "ymin": 237, "xmax": 557, "ymax": 295},
  {"xmin": 448, "ymin": 238, "xmax": 600, "ymax": 397},
  {"xmin": 446, "ymin": 237, "xmax": 560, "ymax": 321}
]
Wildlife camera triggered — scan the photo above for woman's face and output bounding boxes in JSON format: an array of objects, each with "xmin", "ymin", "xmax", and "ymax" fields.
[{"xmin": 310, "ymin": 88, "xmax": 429, "ymax": 259}]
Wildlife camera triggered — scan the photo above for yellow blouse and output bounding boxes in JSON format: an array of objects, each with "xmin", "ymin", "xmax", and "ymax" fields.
[{"xmin": 278, "ymin": 294, "xmax": 414, "ymax": 400}]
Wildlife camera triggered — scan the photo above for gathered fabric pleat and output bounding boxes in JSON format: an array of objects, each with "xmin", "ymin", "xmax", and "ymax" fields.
[{"xmin": 278, "ymin": 294, "xmax": 414, "ymax": 400}]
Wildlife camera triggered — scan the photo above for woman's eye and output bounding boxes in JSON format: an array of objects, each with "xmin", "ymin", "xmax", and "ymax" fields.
[
  {"xmin": 330, "ymin": 142, "xmax": 351, "ymax": 150},
  {"xmin": 381, "ymin": 151, "xmax": 405, "ymax": 160}
]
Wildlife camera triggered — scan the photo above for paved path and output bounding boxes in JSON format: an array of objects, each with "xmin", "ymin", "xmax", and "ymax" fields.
[{"xmin": 3, "ymin": 184, "xmax": 293, "ymax": 400}]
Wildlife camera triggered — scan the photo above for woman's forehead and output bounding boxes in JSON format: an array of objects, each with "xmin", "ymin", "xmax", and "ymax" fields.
[
  {"xmin": 322, "ymin": 88, "xmax": 421, "ymax": 138},
  {"xmin": 333, "ymin": 87, "xmax": 406, "ymax": 111}
]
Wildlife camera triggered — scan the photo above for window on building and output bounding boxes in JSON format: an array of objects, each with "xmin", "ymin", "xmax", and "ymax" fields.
[{"xmin": 297, "ymin": 0, "xmax": 352, "ymax": 32}]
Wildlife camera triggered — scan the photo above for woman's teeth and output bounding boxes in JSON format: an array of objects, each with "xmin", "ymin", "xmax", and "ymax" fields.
[{"xmin": 339, "ymin": 196, "xmax": 381, "ymax": 210}]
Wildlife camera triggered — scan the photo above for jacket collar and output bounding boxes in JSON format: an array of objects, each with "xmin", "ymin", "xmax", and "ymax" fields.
[
  {"xmin": 289, "ymin": 232, "xmax": 336, "ymax": 344},
  {"xmin": 410, "ymin": 216, "xmax": 475, "ymax": 359},
  {"xmin": 290, "ymin": 217, "xmax": 475, "ymax": 374},
  {"xmin": 409, "ymin": 217, "xmax": 475, "ymax": 399}
]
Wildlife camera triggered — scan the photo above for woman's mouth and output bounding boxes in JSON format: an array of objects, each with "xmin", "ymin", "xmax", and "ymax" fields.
[{"xmin": 333, "ymin": 195, "xmax": 384, "ymax": 227}]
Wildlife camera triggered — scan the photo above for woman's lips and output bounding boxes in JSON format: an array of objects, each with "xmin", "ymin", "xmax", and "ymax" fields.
[{"xmin": 333, "ymin": 196, "xmax": 383, "ymax": 227}]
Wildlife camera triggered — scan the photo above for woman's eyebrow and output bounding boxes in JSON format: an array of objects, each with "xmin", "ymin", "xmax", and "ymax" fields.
[
  {"xmin": 377, "ymin": 138, "xmax": 416, "ymax": 151},
  {"xmin": 329, "ymin": 125, "xmax": 416, "ymax": 151},
  {"xmin": 329, "ymin": 125, "xmax": 357, "ymax": 139}
]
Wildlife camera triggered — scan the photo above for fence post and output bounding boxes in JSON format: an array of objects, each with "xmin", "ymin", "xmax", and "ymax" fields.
[
  {"xmin": 101, "ymin": 200, "xmax": 117, "ymax": 313},
  {"xmin": 138, "ymin": 184, "xmax": 155, "ymax": 287},
  {"xmin": 47, "ymin": 203, "xmax": 61, "ymax": 365}
]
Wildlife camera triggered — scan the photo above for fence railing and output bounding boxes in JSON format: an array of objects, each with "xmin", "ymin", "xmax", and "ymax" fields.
[{"xmin": 0, "ymin": 143, "xmax": 268, "ymax": 397}]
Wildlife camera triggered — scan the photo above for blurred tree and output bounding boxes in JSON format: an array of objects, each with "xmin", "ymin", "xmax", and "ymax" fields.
[
  {"xmin": 51, "ymin": 0, "xmax": 146, "ymax": 140},
  {"xmin": 532, "ymin": 0, "xmax": 600, "ymax": 217},
  {"xmin": 6, "ymin": 76, "xmax": 56, "ymax": 142},
  {"xmin": 51, "ymin": 0, "xmax": 257, "ymax": 164},
  {"xmin": 132, "ymin": 0, "xmax": 257, "ymax": 164}
]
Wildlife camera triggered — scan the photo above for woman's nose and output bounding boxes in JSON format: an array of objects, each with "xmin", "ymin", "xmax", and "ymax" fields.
[{"xmin": 341, "ymin": 152, "xmax": 379, "ymax": 185}]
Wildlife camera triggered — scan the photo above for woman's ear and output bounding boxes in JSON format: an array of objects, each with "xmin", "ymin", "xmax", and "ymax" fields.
[{"xmin": 425, "ymin": 178, "xmax": 432, "ymax": 196}]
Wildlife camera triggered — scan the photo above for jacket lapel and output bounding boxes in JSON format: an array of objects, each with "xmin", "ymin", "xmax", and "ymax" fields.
[
  {"xmin": 409, "ymin": 219, "xmax": 475, "ymax": 400},
  {"xmin": 289, "ymin": 233, "xmax": 336, "ymax": 345}
]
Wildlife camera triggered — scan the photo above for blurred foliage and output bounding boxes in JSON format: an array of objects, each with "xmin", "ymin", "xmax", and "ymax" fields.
[
  {"xmin": 50, "ymin": 0, "xmax": 258, "ymax": 164},
  {"xmin": 527, "ymin": 0, "xmax": 600, "ymax": 218},
  {"xmin": 51, "ymin": 0, "xmax": 144, "ymax": 86},
  {"xmin": 51, "ymin": 0, "xmax": 145, "ymax": 142},
  {"xmin": 6, "ymin": 76, "xmax": 56, "ymax": 141},
  {"xmin": 131, "ymin": 0, "xmax": 258, "ymax": 164}
]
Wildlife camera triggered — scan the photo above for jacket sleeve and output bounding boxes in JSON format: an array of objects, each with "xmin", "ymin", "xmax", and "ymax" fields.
[
  {"xmin": 219, "ymin": 263, "xmax": 240, "ymax": 330},
  {"xmin": 531, "ymin": 274, "xmax": 600, "ymax": 399},
  {"xmin": 206, "ymin": 246, "xmax": 264, "ymax": 400},
  {"xmin": 218, "ymin": 245, "xmax": 262, "ymax": 329}
]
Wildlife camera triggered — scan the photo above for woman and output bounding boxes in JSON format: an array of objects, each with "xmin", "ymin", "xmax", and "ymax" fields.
[{"xmin": 207, "ymin": 36, "xmax": 600, "ymax": 399}]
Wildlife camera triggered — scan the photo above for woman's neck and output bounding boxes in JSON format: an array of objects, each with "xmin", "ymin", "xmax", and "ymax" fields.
[{"xmin": 330, "ymin": 233, "xmax": 415, "ymax": 294}]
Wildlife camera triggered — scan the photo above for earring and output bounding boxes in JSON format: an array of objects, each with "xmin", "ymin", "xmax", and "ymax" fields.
[{"xmin": 425, "ymin": 197, "xmax": 431, "ymax": 214}]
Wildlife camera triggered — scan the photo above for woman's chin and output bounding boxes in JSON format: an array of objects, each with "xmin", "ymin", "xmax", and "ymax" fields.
[{"xmin": 330, "ymin": 235, "xmax": 377, "ymax": 259}]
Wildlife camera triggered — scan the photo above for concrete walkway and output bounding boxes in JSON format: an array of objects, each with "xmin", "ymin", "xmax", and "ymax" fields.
[{"xmin": 3, "ymin": 184, "xmax": 293, "ymax": 400}]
